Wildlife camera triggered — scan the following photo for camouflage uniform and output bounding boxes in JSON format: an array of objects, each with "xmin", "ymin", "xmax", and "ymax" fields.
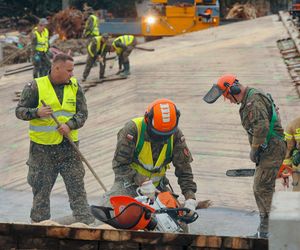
[
  {"xmin": 15, "ymin": 79, "xmax": 94, "ymax": 224},
  {"xmin": 31, "ymin": 31, "xmax": 51, "ymax": 78},
  {"xmin": 113, "ymin": 36, "xmax": 137, "ymax": 73},
  {"xmin": 103, "ymin": 120, "xmax": 197, "ymax": 206},
  {"xmin": 82, "ymin": 37, "xmax": 108, "ymax": 81},
  {"xmin": 239, "ymin": 87, "xmax": 286, "ymax": 234}
]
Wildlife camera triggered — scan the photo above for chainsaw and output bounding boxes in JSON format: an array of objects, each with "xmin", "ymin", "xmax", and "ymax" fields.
[{"xmin": 91, "ymin": 191, "xmax": 198, "ymax": 233}]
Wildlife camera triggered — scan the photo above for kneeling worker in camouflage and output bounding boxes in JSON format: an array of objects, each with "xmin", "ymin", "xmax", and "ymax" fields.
[
  {"xmin": 15, "ymin": 54, "xmax": 94, "ymax": 225},
  {"xmin": 103, "ymin": 98, "xmax": 198, "ymax": 217},
  {"xmin": 82, "ymin": 33, "xmax": 109, "ymax": 82},
  {"xmin": 203, "ymin": 74, "xmax": 286, "ymax": 238}
]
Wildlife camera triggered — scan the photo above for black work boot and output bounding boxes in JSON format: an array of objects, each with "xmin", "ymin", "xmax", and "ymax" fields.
[{"xmin": 120, "ymin": 62, "xmax": 130, "ymax": 77}]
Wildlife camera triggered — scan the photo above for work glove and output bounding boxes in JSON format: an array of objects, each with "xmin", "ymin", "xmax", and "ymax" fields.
[
  {"xmin": 184, "ymin": 199, "xmax": 197, "ymax": 214},
  {"xmin": 292, "ymin": 150, "xmax": 300, "ymax": 166},
  {"xmin": 250, "ymin": 147, "xmax": 258, "ymax": 163},
  {"xmin": 33, "ymin": 53, "xmax": 41, "ymax": 63},
  {"xmin": 98, "ymin": 56, "xmax": 104, "ymax": 64}
]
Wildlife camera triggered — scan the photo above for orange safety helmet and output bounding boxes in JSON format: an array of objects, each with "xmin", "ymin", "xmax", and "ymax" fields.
[
  {"xmin": 203, "ymin": 74, "xmax": 240, "ymax": 103},
  {"xmin": 144, "ymin": 98, "xmax": 180, "ymax": 138}
]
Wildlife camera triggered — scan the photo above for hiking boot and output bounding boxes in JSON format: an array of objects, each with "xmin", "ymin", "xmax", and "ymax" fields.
[
  {"xmin": 81, "ymin": 77, "xmax": 86, "ymax": 82},
  {"xmin": 99, "ymin": 75, "xmax": 106, "ymax": 79},
  {"xmin": 120, "ymin": 70, "xmax": 130, "ymax": 77}
]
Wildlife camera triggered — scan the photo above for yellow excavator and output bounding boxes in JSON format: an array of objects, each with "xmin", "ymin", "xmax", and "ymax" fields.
[{"xmin": 100, "ymin": 0, "xmax": 219, "ymax": 37}]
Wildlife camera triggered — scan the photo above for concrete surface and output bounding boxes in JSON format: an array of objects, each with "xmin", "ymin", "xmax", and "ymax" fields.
[{"xmin": 269, "ymin": 192, "xmax": 300, "ymax": 250}]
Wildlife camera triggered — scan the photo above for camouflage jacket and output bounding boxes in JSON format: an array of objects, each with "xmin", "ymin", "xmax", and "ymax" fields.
[
  {"xmin": 112, "ymin": 120, "xmax": 197, "ymax": 200},
  {"xmin": 239, "ymin": 87, "xmax": 284, "ymax": 147},
  {"xmin": 15, "ymin": 78, "xmax": 88, "ymax": 131}
]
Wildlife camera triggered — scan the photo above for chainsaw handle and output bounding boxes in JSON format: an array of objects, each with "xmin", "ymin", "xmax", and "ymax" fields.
[{"xmin": 154, "ymin": 207, "xmax": 199, "ymax": 224}]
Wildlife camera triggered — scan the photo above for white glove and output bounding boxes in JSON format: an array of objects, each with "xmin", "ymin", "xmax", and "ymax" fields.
[{"xmin": 184, "ymin": 199, "xmax": 197, "ymax": 212}]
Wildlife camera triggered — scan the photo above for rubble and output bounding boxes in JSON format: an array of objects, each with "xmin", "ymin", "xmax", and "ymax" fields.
[{"xmin": 226, "ymin": 3, "xmax": 258, "ymax": 19}]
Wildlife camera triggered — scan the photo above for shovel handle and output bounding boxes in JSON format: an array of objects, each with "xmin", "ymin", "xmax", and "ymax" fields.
[{"xmin": 41, "ymin": 100, "xmax": 107, "ymax": 192}]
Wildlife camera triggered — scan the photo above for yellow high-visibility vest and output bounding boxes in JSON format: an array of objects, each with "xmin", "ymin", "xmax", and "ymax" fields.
[
  {"xmin": 33, "ymin": 27, "xmax": 49, "ymax": 52},
  {"xmin": 112, "ymin": 35, "xmax": 135, "ymax": 55},
  {"xmin": 85, "ymin": 15, "xmax": 99, "ymax": 37},
  {"xmin": 130, "ymin": 117, "xmax": 173, "ymax": 187},
  {"xmin": 29, "ymin": 76, "xmax": 78, "ymax": 145},
  {"xmin": 88, "ymin": 36, "xmax": 106, "ymax": 57}
]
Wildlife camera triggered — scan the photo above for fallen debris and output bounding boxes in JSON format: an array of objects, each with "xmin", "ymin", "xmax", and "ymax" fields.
[{"xmin": 226, "ymin": 3, "xmax": 258, "ymax": 20}]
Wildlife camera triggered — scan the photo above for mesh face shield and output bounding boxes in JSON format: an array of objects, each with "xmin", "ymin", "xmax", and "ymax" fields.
[{"xmin": 203, "ymin": 84, "xmax": 224, "ymax": 104}]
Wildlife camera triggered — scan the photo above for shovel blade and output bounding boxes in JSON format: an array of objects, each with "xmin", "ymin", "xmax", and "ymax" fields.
[{"xmin": 226, "ymin": 168, "xmax": 255, "ymax": 177}]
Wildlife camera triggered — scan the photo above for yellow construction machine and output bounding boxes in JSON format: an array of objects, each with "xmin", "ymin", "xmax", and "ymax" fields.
[{"xmin": 100, "ymin": 0, "xmax": 219, "ymax": 37}]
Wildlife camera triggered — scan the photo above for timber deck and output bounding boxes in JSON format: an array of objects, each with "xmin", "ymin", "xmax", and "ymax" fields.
[{"xmin": 0, "ymin": 14, "xmax": 299, "ymax": 236}]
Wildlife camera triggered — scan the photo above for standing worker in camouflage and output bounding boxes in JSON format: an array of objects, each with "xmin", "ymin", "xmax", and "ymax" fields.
[
  {"xmin": 82, "ymin": 33, "xmax": 109, "ymax": 82},
  {"xmin": 82, "ymin": 10, "xmax": 100, "ymax": 40},
  {"xmin": 15, "ymin": 54, "xmax": 94, "ymax": 225},
  {"xmin": 203, "ymin": 74, "xmax": 286, "ymax": 238},
  {"xmin": 110, "ymin": 35, "xmax": 137, "ymax": 77},
  {"xmin": 31, "ymin": 18, "xmax": 51, "ymax": 78},
  {"xmin": 103, "ymin": 98, "xmax": 198, "ymax": 216},
  {"xmin": 278, "ymin": 117, "xmax": 300, "ymax": 191}
]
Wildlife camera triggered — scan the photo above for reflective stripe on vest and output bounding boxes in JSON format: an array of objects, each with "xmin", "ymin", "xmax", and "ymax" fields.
[
  {"xmin": 85, "ymin": 15, "xmax": 99, "ymax": 37},
  {"xmin": 29, "ymin": 76, "xmax": 78, "ymax": 145},
  {"xmin": 34, "ymin": 27, "xmax": 49, "ymax": 52},
  {"xmin": 112, "ymin": 35, "xmax": 134, "ymax": 55},
  {"xmin": 88, "ymin": 36, "xmax": 106, "ymax": 57},
  {"xmin": 130, "ymin": 117, "xmax": 173, "ymax": 187}
]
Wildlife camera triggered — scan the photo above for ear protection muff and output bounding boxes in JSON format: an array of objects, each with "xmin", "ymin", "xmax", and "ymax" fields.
[{"xmin": 224, "ymin": 79, "xmax": 241, "ymax": 95}]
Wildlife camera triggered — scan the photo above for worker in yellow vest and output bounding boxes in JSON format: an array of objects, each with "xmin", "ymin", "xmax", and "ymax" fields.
[
  {"xmin": 82, "ymin": 33, "xmax": 109, "ymax": 82},
  {"xmin": 110, "ymin": 35, "xmax": 137, "ymax": 76},
  {"xmin": 83, "ymin": 10, "xmax": 100, "ymax": 39},
  {"xmin": 279, "ymin": 117, "xmax": 300, "ymax": 191},
  {"xmin": 31, "ymin": 18, "xmax": 51, "ymax": 78},
  {"xmin": 15, "ymin": 54, "xmax": 94, "ymax": 225},
  {"xmin": 103, "ymin": 99, "xmax": 197, "ymax": 216}
]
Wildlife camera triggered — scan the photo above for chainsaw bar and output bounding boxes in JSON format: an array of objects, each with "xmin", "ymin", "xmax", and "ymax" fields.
[{"xmin": 226, "ymin": 168, "xmax": 255, "ymax": 177}]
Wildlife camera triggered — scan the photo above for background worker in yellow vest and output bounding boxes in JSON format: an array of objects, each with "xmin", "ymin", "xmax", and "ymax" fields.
[
  {"xmin": 280, "ymin": 117, "xmax": 300, "ymax": 191},
  {"xmin": 15, "ymin": 54, "xmax": 94, "ymax": 225},
  {"xmin": 82, "ymin": 33, "xmax": 109, "ymax": 82},
  {"xmin": 31, "ymin": 18, "xmax": 51, "ymax": 78},
  {"xmin": 82, "ymin": 9, "xmax": 100, "ymax": 39},
  {"xmin": 110, "ymin": 34, "xmax": 137, "ymax": 77},
  {"xmin": 102, "ymin": 98, "xmax": 197, "ymax": 215}
]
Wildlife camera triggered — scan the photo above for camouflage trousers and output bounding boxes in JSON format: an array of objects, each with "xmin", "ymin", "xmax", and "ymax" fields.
[
  {"xmin": 32, "ymin": 52, "xmax": 51, "ymax": 78},
  {"xmin": 253, "ymin": 138, "xmax": 286, "ymax": 233},
  {"xmin": 26, "ymin": 139, "xmax": 94, "ymax": 224},
  {"xmin": 118, "ymin": 38, "xmax": 137, "ymax": 70},
  {"xmin": 82, "ymin": 55, "xmax": 106, "ymax": 80},
  {"xmin": 292, "ymin": 172, "xmax": 300, "ymax": 191}
]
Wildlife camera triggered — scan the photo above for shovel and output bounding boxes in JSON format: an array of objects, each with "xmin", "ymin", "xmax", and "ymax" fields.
[{"xmin": 41, "ymin": 100, "xmax": 107, "ymax": 192}]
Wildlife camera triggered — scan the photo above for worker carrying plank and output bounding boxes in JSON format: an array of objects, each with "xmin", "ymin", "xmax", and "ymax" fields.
[
  {"xmin": 15, "ymin": 54, "xmax": 94, "ymax": 225},
  {"xmin": 31, "ymin": 18, "xmax": 51, "ymax": 78},
  {"xmin": 203, "ymin": 74, "xmax": 286, "ymax": 239},
  {"xmin": 110, "ymin": 35, "xmax": 137, "ymax": 77},
  {"xmin": 81, "ymin": 33, "xmax": 110, "ymax": 82},
  {"xmin": 101, "ymin": 99, "xmax": 199, "ymax": 229}
]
